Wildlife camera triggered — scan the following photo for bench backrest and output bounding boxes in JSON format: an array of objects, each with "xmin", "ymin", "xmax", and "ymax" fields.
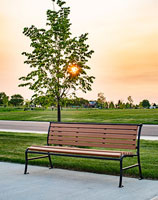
[{"xmin": 47, "ymin": 122, "xmax": 142, "ymax": 150}]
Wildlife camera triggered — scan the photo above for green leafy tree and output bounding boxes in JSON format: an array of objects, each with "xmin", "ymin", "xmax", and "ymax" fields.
[
  {"xmin": 32, "ymin": 95, "xmax": 55, "ymax": 108},
  {"xmin": 66, "ymin": 97, "xmax": 89, "ymax": 107},
  {"xmin": 77, "ymin": 97, "xmax": 89, "ymax": 107},
  {"xmin": 141, "ymin": 99, "xmax": 150, "ymax": 108},
  {"xmin": 116, "ymin": 100, "xmax": 122, "ymax": 109},
  {"xmin": 0, "ymin": 92, "xmax": 9, "ymax": 107},
  {"xmin": 97, "ymin": 92, "xmax": 106, "ymax": 108},
  {"xmin": 62, "ymin": 97, "xmax": 72, "ymax": 107},
  {"xmin": 104, "ymin": 101, "xmax": 109, "ymax": 109},
  {"xmin": 127, "ymin": 96, "xmax": 133, "ymax": 108},
  {"xmin": 10, "ymin": 94, "xmax": 24, "ymax": 107},
  {"xmin": 125, "ymin": 102, "xmax": 130, "ymax": 109},
  {"xmin": 109, "ymin": 101, "xmax": 115, "ymax": 109},
  {"xmin": 19, "ymin": 0, "xmax": 95, "ymax": 121},
  {"xmin": 116, "ymin": 100, "xmax": 125, "ymax": 109}
]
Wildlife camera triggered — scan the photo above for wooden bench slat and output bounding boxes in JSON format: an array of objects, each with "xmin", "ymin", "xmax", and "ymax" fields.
[
  {"xmin": 30, "ymin": 145, "xmax": 134, "ymax": 155},
  {"xmin": 49, "ymin": 136, "xmax": 136, "ymax": 145},
  {"xmin": 103, "ymin": 139, "xmax": 136, "ymax": 145},
  {"xmin": 49, "ymin": 132, "xmax": 137, "ymax": 139},
  {"xmin": 49, "ymin": 128, "xmax": 137, "ymax": 135},
  {"xmin": 105, "ymin": 134, "xmax": 136, "ymax": 139},
  {"xmin": 28, "ymin": 146, "xmax": 122, "ymax": 158},
  {"xmin": 51, "ymin": 123, "xmax": 138, "ymax": 130},
  {"xmin": 50, "ymin": 132, "xmax": 107, "ymax": 138},
  {"xmin": 50, "ymin": 136, "xmax": 106, "ymax": 143},
  {"xmin": 50, "ymin": 140, "xmax": 136, "ymax": 149}
]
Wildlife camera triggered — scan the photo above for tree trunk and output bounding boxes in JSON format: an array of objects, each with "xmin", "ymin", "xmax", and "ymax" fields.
[{"xmin": 57, "ymin": 97, "xmax": 61, "ymax": 122}]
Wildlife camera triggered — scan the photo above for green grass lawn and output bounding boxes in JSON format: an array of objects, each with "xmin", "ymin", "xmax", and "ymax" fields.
[
  {"xmin": 0, "ymin": 131, "xmax": 158, "ymax": 179},
  {"xmin": 0, "ymin": 108, "xmax": 158, "ymax": 124}
]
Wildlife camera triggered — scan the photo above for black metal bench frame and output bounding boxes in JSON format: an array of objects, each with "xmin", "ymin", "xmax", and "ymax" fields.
[{"xmin": 24, "ymin": 122, "xmax": 143, "ymax": 188}]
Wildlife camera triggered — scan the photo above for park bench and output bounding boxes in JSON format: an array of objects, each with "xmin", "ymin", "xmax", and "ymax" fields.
[{"xmin": 24, "ymin": 122, "xmax": 143, "ymax": 187}]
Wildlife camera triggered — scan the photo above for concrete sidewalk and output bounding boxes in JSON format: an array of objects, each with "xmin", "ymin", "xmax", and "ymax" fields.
[{"xmin": 0, "ymin": 162, "xmax": 158, "ymax": 200}]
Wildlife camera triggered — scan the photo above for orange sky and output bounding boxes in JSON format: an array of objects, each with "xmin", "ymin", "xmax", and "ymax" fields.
[{"xmin": 0, "ymin": 0, "xmax": 158, "ymax": 103}]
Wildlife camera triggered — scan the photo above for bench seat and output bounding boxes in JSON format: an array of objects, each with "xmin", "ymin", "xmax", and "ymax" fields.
[{"xmin": 28, "ymin": 145, "xmax": 134, "ymax": 158}]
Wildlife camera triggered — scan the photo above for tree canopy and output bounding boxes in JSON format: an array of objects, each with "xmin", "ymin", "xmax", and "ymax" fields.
[
  {"xmin": 19, "ymin": 0, "xmax": 95, "ymax": 121},
  {"xmin": 10, "ymin": 94, "xmax": 24, "ymax": 107},
  {"xmin": 0, "ymin": 92, "xmax": 9, "ymax": 107},
  {"xmin": 97, "ymin": 92, "xmax": 106, "ymax": 108},
  {"xmin": 141, "ymin": 99, "xmax": 150, "ymax": 108}
]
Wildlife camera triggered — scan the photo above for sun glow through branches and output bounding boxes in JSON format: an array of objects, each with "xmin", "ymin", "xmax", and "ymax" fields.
[{"xmin": 67, "ymin": 64, "xmax": 80, "ymax": 76}]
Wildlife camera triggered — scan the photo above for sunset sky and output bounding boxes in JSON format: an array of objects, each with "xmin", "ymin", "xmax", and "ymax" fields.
[{"xmin": 0, "ymin": 0, "xmax": 158, "ymax": 103}]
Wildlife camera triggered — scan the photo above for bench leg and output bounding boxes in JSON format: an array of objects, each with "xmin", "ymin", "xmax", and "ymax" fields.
[
  {"xmin": 138, "ymin": 155, "xmax": 143, "ymax": 179},
  {"xmin": 119, "ymin": 158, "xmax": 123, "ymax": 188},
  {"xmin": 48, "ymin": 153, "xmax": 53, "ymax": 169},
  {"xmin": 24, "ymin": 149, "xmax": 29, "ymax": 174}
]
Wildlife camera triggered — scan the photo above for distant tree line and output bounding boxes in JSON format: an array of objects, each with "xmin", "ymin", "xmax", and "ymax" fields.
[
  {"xmin": 0, "ymin": 92, "xmax": 24, "ymax": 107},
  {"xmin": 0, "ymin": 91, "xmax": 156, "ymax": 109},
  {"xmin": 96, "ymin": 93, "xmax": 154, "ymax": 109}
]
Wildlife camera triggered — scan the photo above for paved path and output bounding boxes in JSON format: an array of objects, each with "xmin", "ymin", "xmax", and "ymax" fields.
[
  {"xmin": 0, "ymin": 120, "xmax": 158, "ymax": 139},
  {"xmin": 0, "ymin": 120, "xmax": 48, "ymax": 134},
  {"xmin": 0, "ymin": 162, "xmax": 158, "ymax": 200}
]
